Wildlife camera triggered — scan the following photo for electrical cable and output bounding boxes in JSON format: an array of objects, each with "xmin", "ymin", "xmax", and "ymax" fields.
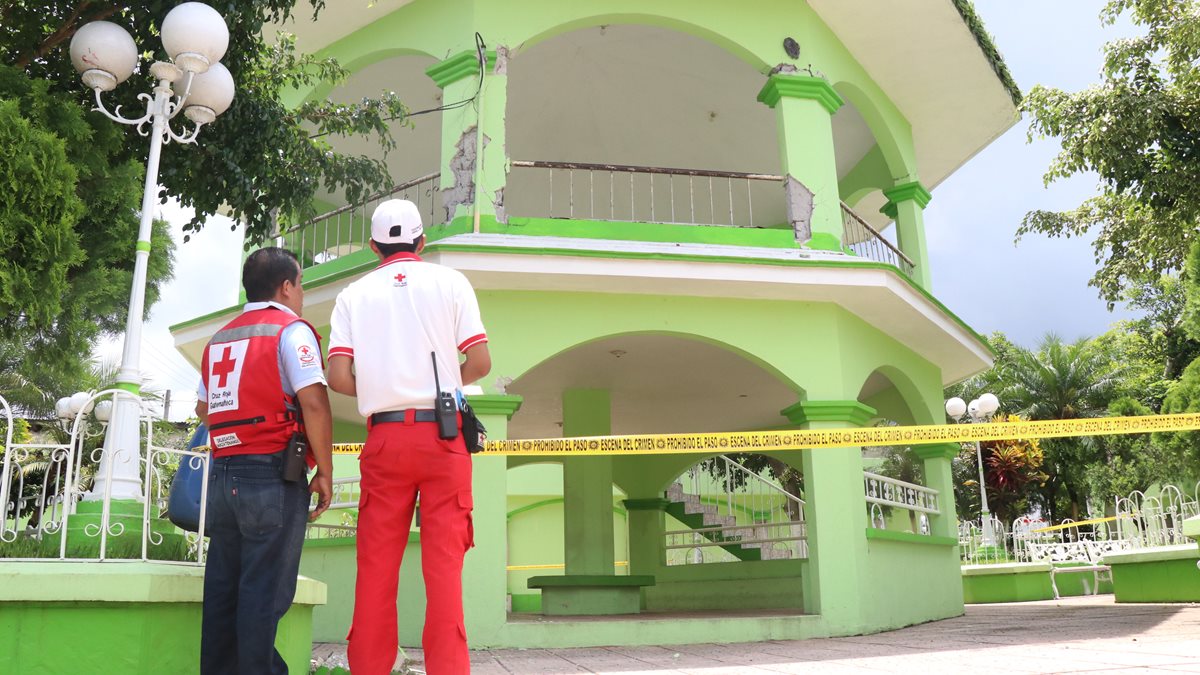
[{"xmin": 308, "ymin": 32, "xmax": 488, "ymax": 141}]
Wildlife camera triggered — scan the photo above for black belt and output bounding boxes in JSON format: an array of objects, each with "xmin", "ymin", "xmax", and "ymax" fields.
[{"xmin": 370, "ymin": 409, "xmax": 437, "ymax": 425}]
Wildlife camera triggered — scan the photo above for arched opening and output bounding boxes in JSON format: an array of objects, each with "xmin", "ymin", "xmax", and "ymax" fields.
[
  {"xmin": 507, "ymin": 333, "xmax": 802, "ymax": 439},
  {"xmin": 505, "ymin": 24, "xmax": 784, "ymax": 228},
  {"xmin": 663, "ymin": 453, "xmax": 807, "ymax": 567},
  {"xmin": 857, "ymin": 367, "xmax": 936, "ymax": 535}
]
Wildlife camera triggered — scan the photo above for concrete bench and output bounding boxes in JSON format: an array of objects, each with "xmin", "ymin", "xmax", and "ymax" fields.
[{"xmin": 527, "ymin": 574, "xmax": 655, "ymax": 616}]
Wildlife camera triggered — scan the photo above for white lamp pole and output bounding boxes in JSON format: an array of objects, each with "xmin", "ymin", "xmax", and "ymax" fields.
[
  {"xmin": 946, "ymin": 393, "xmax": 1000, "ymax": 547},
  {"xmin": 69, "ymin": 3, "xmax": 234, "ymax": 502}
]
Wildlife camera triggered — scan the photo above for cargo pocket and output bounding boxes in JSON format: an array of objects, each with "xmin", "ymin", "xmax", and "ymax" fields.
[{"xmin": 458, "ymin": 491, "xmax": 474, "ymax": 550}]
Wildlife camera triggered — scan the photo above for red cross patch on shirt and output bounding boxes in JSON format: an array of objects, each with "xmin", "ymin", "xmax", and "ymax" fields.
[{"xmin": 393, "ymin": 272, "xmax": 408, "ymax": 287}]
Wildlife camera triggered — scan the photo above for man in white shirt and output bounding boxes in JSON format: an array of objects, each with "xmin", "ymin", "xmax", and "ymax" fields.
[{"xmin": 327, "ymin": 199, "xmax": 491, "ymax": 675}]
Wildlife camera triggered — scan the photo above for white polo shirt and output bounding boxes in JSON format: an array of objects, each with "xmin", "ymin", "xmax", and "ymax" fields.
[{"xmin": 327, "ymin": 252, "xmax": 487, "ymax": 417}]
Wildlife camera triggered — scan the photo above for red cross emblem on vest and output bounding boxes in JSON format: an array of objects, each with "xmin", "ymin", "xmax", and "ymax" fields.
[
  {"xmin": 212, "ymin": 346, "xmax": 238, "ymax": 388},
  {"xmin": 395, "ymin": 273, "xmax": 406, "ymax": 283}
]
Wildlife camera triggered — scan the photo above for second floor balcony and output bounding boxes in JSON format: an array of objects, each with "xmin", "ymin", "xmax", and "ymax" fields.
[{"xmin": 276, "ymin": 160, "xmax": 914, "ymax": 278}]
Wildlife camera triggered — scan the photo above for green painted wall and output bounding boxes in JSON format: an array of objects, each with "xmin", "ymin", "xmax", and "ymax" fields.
[
  {"xmin": 961, "ymin": 565, "xmax": 1054, "ymax": 604},
  {"xmin": 0, "ymin": 563, "xmax": 321, "ymax": 674},
  {"xmin": 300, "ymin": 535, "xmax": 427, "ymax": 645},
  {"xmin": 1111, "ymin": 558, "xmax": 1200, "ymax": 603}
]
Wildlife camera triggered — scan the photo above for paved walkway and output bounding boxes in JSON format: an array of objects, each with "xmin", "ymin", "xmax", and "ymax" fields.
[{"xmin": 313, "ymin": 596, "xmax": 1200, "ymax": 673}]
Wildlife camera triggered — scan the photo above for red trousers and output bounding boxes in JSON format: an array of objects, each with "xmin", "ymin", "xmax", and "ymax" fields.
[{"xmin": 347, "ymin": 417, "xmax": 474, "ymax": 675}]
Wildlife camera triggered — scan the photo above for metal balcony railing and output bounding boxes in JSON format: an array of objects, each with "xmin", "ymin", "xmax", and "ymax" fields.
[
  {"xmin": 275, "ymin": 172, "xmax": 442, "ymax": 269},
  {"xmin": 277, "ymin": 163, "xmax": 917, "ymax": 278},
  {"xmin": 841, "ymin": 203, "xmax": 916, "ymax": 276},
  {"xmin": 509, "ymin": 160, "xmax": 783, "ymax": 228}
]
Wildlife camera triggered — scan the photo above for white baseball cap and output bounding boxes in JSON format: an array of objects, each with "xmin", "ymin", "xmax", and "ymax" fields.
[{"xmin": 371, "ymin": 199, "xmax": 424, "ymax": 244}]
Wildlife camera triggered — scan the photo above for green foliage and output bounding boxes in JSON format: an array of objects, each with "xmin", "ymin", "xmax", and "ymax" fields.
[
  {"xmin": 949, "ymin": 0, "xmax": 1022, "ymax": 105},
  {"xmin": 951, "ymin": 416, "xmax": 1046, "ymax": 525},
  {"xmin": 1156, "ymin": 356, "xmax": 1200, "ymax": 478},
  {"xmin": 2, "ymin": 2, "xmax": 410, "ymax": 243},
  {"xmin": 0, "ymin": 63, "xmax": 175, "ymax": 416},
  {"xmin": 1020, "ymin": 0, "xmax": 1200, "ymax": 304}
]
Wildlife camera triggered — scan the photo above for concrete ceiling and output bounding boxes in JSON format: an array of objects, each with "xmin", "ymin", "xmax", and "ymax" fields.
[
  {"xmin": 506, "ymin": 333, "xmax": 801, "ymax": 439},
  {"xmin": 807, "ymin": 0, "xmax": 1019, "ymax": 189}
]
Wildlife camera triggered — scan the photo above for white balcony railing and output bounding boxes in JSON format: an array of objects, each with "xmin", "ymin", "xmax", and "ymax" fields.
[{"xmin": 275, "ymin": 172, "xmax": 442, "ymax": 269}]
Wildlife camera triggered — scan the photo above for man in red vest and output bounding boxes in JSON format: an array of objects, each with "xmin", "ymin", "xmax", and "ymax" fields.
[{"xmin": 196, "ymin": 247, "xmax": 334, "ymax": 674}]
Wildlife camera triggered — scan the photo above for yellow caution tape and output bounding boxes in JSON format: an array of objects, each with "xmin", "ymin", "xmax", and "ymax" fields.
[
  {"xmin": 321, "ymin": 412, "xmax": 1200, "ymax": 457},
  {"xmin": 1029, "ymin": 516, "xmax": 1121, "ymax": 533}
]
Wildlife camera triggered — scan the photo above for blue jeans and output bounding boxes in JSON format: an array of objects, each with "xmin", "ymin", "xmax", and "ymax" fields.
[{"xmin": 201, "ymin": 451, "xmax": 309, "ymax": 675}]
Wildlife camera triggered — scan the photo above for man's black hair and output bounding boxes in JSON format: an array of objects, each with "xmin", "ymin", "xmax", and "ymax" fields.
[
  {"xmin": 243, "ymin": 247, "xmax": 301, "ymax": 302},
  {"xmin": 373, "ymin": 235, "xmax": 425, "ymax": 258}
]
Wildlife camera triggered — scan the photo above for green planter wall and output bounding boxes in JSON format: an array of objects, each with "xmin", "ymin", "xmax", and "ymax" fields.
[
  {"xmin": 1105, "ymin": 545, "xmax": 1200, "ymax": 603},
  {"xmin": 0, "ymin": 562, "xmax": 325, "ymax": 674}
]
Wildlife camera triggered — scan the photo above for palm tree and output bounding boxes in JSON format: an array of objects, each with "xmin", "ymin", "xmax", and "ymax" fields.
[{"xmin": 1001, "ymin": 334, "xmax": 1121, "ymax": 522}]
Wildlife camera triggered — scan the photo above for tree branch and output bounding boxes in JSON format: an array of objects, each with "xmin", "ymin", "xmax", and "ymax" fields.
[{"xmin": 14, "ymin": 2, "xmax": 122, "ymax": 70}]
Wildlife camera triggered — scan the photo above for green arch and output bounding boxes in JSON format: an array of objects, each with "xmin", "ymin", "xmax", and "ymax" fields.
[
  {"xmin": 854, "ymin": 364, "xmax": 937, "ymax": 427},
  {"xmin": 514, "ymin": 14, "xmax": 770, "ymax": 72},
  {"xmin": 833, "ymin": 81, "xmax": 917, "ymax": 186},
  {"xmin": 509, "ymin": 329, "xmax": 803, "ymax": 398}
]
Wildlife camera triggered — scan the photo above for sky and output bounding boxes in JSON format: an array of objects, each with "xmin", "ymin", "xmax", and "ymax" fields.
[
  {"xmin": 99, "ymin": 1, "xmax": 1141, "ymax": 420},
  {"xmin": 926, "ymin": 0, "xmax": 1138, "ymax": 346}
]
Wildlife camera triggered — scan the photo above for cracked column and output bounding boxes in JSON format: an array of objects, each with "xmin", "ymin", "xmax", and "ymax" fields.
[
  {"xmin": 757, "ymin": 71, "xmax": 845, "ymax": 250},
  {"xmin": 881, "ymin": 181, "xmax": 933, "ymax": 288},
  {"xmin": 426, "ymin": 46, "xmax": 510, "ymax": 228}
]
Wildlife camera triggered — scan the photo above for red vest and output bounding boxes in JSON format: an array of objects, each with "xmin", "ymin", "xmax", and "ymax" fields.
[{"xmin": 200, "ymin": 307, "xmax": 323, "ymax": 457}]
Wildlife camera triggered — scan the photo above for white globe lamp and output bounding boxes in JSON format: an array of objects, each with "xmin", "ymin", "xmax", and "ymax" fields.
[
  {"xmin": 977, "ymin": 393, "xmax": 1000, "ymax": 416},
  {"xmin": 55, "ymin": 397, "xmax": 74, "ymax": 421},
  {"xmin": 945, "ymin": 397, "xmax": 966, "ymax": 419},
  {"xmin": 183, "ymin": 62, "xmax": 236, "ymax": 125},
  {"xmin": 69, "ymin": 21, "xmax": 138, "ymax": 92},
  {"xmin": 69, "ymin": 391, "xmax": 95, "ymax": 416},
  {"xmin": 161, "ymin": 2, "xmax": 230, "ymax": 74},
  {"xmin": 94, "ymin": 400, "xmax": 114, "ymax": 424}
]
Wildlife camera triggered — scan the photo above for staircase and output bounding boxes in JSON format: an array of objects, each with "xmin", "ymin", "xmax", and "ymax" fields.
[
  {"xmin": 665, "ymin": 482, "xmax": 761, "ymax": 561},
  {"xmin": 663, "ymin": 457, "xmax": 807, "ymax": 564}
]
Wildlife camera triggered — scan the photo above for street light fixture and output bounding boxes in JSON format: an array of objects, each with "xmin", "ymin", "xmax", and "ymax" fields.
[
  {"xmin": 69, "ymin": 3, "xmax": 233, "ymax": 502},
  {"xmin": 946, "ymin": 393, "xmax": 1001, "ymax": 548}
]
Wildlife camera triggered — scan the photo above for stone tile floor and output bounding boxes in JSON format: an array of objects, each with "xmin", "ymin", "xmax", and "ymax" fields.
[{"xmin": 312, "ymin": 596, "xmax": 1200, "ymax": 673}]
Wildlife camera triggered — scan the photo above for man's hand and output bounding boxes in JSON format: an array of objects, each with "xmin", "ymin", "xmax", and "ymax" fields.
[{"xmin": 309, "ymin": 469, "xmax": 333, "ymax": 521}]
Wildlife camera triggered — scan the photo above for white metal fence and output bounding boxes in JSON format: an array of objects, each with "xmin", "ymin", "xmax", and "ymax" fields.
[
  {"xmin": 1, "ymin": 392, "xmax": 209, "ymax": 564},
  {"xmin": 959, "ymin": 483, "xmax": 1200, "ymax": 566}
]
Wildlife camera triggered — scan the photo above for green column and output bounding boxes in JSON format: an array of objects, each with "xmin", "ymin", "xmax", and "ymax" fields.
[
  {"xmin": 562, "ymin": 389, "xmax": 615, "ymax": 576},
  {"xmin": 881, "ymin": 181, "xmax": 933, "ymax": 288},
  {"xmin": 913, "ymin": 442, "xmax": 961, "ymax": 540},
  {"xmin": 758, "ymin": 74, "xmax": 845, "ymax": 250},
  {"xmin": 781, "ymin": 399, "xmax": 876, "ymax": 632},
  {"xmin": 461, "ymin": 394, "xmax": 521, "ymax": 643},
  {"xmin": 622, "ymin": 498, "xmax": 669, "ymax": 579},
  {"xmin": 426, "ymin": 49, "xmax": 509, "ymax": 228}
]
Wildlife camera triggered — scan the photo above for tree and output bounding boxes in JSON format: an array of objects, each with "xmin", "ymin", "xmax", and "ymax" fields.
[
  {"xmin": 2, "ymin": 0, "xmax": 412, "ymax": 414},
  {"xmin": 950, "ymin": 417, "xmax": 1047, "ymax": 526},
  {"xmin": 1001, "ymin": 334, "xmax": 1122, "ymax": 522},
  {"xmin": 1155, "ymin": 356, "xmax": 1200, "ymax": 482},
  {"xmin": 1020, "ymin": 0, "xmax": 1200, "ymax": 305},
  {"xmin": 0, "ymin": 65, "xmax": 174, "ymax": 417},
  {"xmin": 2, "ymin": 0, "xmax": 411, "ymax": 243}
]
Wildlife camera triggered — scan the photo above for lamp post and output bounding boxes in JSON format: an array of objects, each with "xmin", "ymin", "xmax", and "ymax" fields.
[
  {"xmin": 946, "ymin": 392, "xmax": 1000, "ymax": 547},
  {"xmin": 68, "ymin": 3, "xmax": 234, "ymax": 502}
]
